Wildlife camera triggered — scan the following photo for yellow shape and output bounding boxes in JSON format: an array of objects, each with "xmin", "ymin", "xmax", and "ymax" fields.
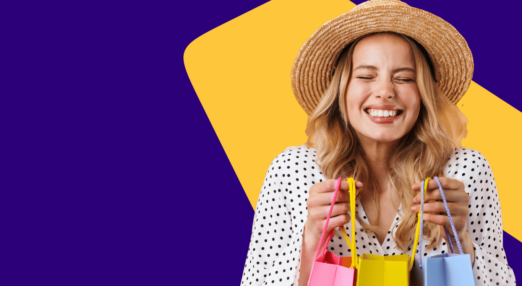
[
  {"xmin": 184, "ymin": 0, "xmax": 356, "ymax": 207},
  {"xmin": 184, "ymin": 0, "xmax": 522, "ymax": 240},
  {"xmin": 356, "ymin": 254, "xmax": 410, "ymax": 286},
  {"xmin": 459, "ymin": 82, "xmax": 522, "ymax": 240}
]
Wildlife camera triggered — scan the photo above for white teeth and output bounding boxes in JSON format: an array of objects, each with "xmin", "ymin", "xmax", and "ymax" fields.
[{"xmin": 366, "ymin": 108, "xmax": 399, "ymax": 118}]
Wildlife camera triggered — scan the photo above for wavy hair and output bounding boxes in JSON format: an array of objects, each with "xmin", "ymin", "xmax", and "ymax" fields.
[{"xmin": 305, "ymin": 32, "xmax": 468, "ymax": 251}]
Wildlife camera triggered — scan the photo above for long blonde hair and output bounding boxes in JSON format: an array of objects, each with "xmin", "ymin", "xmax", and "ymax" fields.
[{"xmin": 305, "ymin": 32, "xmax": 468, "ymax": 251}]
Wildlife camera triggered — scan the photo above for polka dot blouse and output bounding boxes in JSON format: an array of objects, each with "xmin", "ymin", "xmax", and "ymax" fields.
[{"xmin": 241, "ymin": 145, "xmax": 515, "ymax": 286}]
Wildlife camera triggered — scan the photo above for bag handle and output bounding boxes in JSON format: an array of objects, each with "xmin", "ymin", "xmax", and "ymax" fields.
[
  {"xmin": 313, "ymin": 177, "xmax": 343, "ymax": 260},
  {"xmin": 410, "ymin": 178, "xmax": 430, "ymax": 271},
  {"xmin": 340, "ymin": 178, "xmax": 357, "ymax": 269},
  {"xmin": 417, "ymin": 178, "xmax": 430, "ymax": 268},
  {"xmin": 417, "ymin": 176, "xmax": 464, "ymax": 269},
  {"xmin": 434, "ymin": 176, "xmax": 464, "ymax": 254}
]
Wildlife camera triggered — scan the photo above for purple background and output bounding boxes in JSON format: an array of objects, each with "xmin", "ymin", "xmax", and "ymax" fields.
[{"xmin": 1, "ymin": 0, "xmax": 520, "ymax": 285}]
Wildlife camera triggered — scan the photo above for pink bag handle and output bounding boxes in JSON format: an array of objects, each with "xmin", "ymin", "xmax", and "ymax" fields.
[{"xmin": 313, "ymin": 177, "xmax": 343, "ymax": 260}]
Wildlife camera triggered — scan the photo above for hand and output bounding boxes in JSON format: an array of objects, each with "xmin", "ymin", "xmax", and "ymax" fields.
[
  {"xmin": 305, "ymin": 179, "xmax": 363, "ymax": 244},
  {"xmin": 410, "ymin": 177, "xmax": 475, "ymax": 263},
  {"xmin": 299, "ymin": 178, "xmax": 363, "ymax": 286}
]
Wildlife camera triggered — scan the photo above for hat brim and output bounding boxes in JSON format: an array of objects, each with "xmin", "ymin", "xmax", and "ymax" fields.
[{"xmin": 291, "ymin": 0, "xmax": 473, "ymax": 115}]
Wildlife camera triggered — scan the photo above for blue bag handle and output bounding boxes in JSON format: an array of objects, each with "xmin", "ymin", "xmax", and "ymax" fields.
[
  {"xmin": 434, "ymin": 176, "xmax": 464, "ymax": 255},
  {"xmin": 418, "ymin": 176, "xmax": 464, "ymax": 269}
]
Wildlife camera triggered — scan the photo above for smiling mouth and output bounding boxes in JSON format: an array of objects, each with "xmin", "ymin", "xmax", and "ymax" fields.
[{"xmin": 364, "ymin": 108, "xmax": 404, "ymax": 118}]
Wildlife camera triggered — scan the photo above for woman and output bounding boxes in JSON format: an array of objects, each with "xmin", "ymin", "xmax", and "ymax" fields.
[{"xmin": 241, "ymin": 1, "xmax": 515, "ymax": 285}]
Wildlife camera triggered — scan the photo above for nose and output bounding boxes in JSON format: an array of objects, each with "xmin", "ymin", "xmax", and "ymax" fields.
[{"xmin": 374, "ymin": 79, "xmax": 395, "ymax": 100}]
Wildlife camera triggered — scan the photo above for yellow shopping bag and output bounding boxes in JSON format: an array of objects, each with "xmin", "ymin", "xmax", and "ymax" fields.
[{"xmin": 356, "ymin": 178, "xmax": 430, "ymax": 286}]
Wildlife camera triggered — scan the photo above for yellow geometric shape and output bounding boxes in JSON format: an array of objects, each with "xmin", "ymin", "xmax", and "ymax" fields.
[
  {"xmin": 184, "ymin": 0, "xmax": 522, "ymax": 240},
  {"xmin": 459, "ymin": 82, "xmax": 522, "ymax": 240},
  {"xmin": 184, "ymin": 0, "xmax": 356, "ymax": 206}
]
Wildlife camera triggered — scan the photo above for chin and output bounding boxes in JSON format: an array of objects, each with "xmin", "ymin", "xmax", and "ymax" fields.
[
  {"xmin": 364, "ymin": 132, "xmax": 403, "ymax": 143},
  {"xmin": 373, "ymin": 137, "xmax": 401, "ymax": 143}
]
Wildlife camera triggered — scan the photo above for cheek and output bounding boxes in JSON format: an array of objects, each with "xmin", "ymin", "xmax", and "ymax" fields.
[
  {"xmin": 399, "ymin": 86, "xmax": 421, "ymax": 115},
  {"xmin": 345, "ymin": 83, "xmax": 369, "ymax": 113},
  {"xmin": 411, "ymin": 95, "xmax": 421, "ymax": 117}
]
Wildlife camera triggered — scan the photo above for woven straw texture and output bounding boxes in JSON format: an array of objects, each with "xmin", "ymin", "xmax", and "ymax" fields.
[{"xmin": 291, "ymin": 0, "xmax": 474, "ymax": 115}]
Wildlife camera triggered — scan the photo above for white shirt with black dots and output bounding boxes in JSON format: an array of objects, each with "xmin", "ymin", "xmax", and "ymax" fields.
[{"xmin": 240, "ymin": 145, "xmax": 515, "ymax": 286}]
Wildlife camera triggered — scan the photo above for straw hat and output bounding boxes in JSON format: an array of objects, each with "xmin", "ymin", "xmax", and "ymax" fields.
[{"xmin": 291, "ymin": 0, "xmax": 473, "ymax": 115}]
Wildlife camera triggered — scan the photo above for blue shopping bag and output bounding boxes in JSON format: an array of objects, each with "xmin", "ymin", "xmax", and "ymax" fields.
[{"xmin": 418, "ymin": 177, "xmax": 475, "ymax": 286}]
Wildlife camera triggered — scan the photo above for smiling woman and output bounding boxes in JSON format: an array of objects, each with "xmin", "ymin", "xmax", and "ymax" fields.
[
  {"xmin": 348, "ymin": 34, "xmax": 420, "ymax": 135},
  {"xmin": 301, "ymin": 31, "xmax": 471, "ymax": 285},
  {"xmin": 240, "ymin": 1, "xmax": 515, "ymax": 286},
  {"xmin": 313, "ymin": 32, "xmax": 437, "ymax": 246}
]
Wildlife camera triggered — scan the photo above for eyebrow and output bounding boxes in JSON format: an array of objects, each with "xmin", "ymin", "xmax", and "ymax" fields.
[
  {"xmin": 353, "ymin": 65, "xmax": 377, "ymax": 71},
  {"xmin": 394, "ymin": 67, "xmax": 416, "ymax": 74},
  {"xmin": 353, "ymin": 65, "xmax": 416, "ymax": 74}
]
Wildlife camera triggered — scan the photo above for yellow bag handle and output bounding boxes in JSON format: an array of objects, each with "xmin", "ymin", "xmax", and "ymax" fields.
[
  {"xmin": 340, "ymin": 177, "xmax": 357, "ymax": 269},
  {"xmin": 409, "ymin": 178, "xmax": 430, "ymax": 271}
]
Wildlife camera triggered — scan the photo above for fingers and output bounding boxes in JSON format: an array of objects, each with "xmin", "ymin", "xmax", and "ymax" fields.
[
  {"xmin": 421, "ymin": 213, "xmax": 466, "ymax": 231},
  {"xmin": 314, "ymin": 179, "xmax": 361, "ymax": 194},
  {"xmin": 309, "ymin": 179, "xmax": 362, "ymax": 206},
  {"xmin": 411, "ymin": 202, "xmax": 468, "ymax": 216},
  {"xmin": 412, "ymin": 188, "xmax": 467, "ymax": 204},
  {"xmin": 428, "ymin": 177, "xmax": 464, "ymax": 191},
  {"xmin": 307, "ymin": 191, "xmax": 349, "ymax": 207},
  {"xmin": 322, "ymin": 214, "xmax": 351, "ymax": 235},
  {"xmin": 409, "ymin": 178, "xmax": 470, "ymax": 239},
  {"xmin": 422, "ymin": 213, "xmax": 449, "ymax": 226},
  {"xmin": 412, "ymin": 177, "xmax": 462, "ymax": 192},
  {"xmin": 309, "ymin": 213, "xmax": 350, "ymax": 239},
  {"xmin": 313, "ymin": 179, "xmax": 343, "ymax": 194},
  {"xmin": 412, "ymin": 177, "xmax": 467, "ymax": 204},
  {"xmin": 310, "ymin": 203, "xmax": 349, "ymax": 220},
  {"xmin": 307, "ymin": 178, "xmax": 360, "ymax": 239}
]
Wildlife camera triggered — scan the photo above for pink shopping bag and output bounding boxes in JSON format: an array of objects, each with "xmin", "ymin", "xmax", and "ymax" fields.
[{"xmin": 308, "ymin": 177, "xmax": 357, "ymax": 286}]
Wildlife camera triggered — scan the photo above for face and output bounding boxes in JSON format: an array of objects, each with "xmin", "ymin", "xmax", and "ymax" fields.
[{"xmin": 346, "ymin": 33, "xmax": 421, "ymax": 145}]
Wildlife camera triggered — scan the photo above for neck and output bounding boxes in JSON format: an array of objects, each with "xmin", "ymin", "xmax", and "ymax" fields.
[{"xmin": 357, "ymin": 134, "xmax": 400, "ymax": 194}]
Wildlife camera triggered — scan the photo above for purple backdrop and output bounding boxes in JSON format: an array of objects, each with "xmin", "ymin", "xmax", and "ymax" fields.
[{"xmin": 1, "ymin": 0, "xmax": 519, "ymax": 285}]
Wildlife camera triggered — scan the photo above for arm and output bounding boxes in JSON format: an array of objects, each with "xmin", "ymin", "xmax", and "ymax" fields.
[
  {"xmin": 240, "ymin": 152, "xmax": 304, "ymax": 286},
  {"xmin": 241, "ymin": 147, "xmax": 357, "ymax": 286},
  {"xmin": 411, "ymin": 148, "xmax": 515, "ymax": 285},
  {"xmin": 297, "ymin": 224, "xmax": 321, "ymax": 286},
  {"xmin": 463, "ymin": 151, "xmax": 515, "ymax": 285}
]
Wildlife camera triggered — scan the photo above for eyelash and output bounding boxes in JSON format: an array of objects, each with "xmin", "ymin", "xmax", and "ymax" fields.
[{"xmin": 357, "ymin": 77, "xmax": 414, "ymax": 82}]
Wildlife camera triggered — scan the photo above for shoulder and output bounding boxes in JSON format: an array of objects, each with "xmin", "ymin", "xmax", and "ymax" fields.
[
  {"xmin": 270, "ymin": 144, "xmax": 324, "ymax": 196},
  {"xmin": 444, "ymin": 147, "xmax": 495, "ymax": 195},
  {"xmin": 270, "ymin": 143, "xmax": 319, "ymax": 170},
  {"xmin": 264, "ymin": 143, "xmax": 322, "ymax": 183},
  {"xmin": 282, "ymin": 143, "xmax": 317, "ymax": 157},
  {"xmin": 445, "ymin": 147, "xmax": 493, "ymax": 177}
]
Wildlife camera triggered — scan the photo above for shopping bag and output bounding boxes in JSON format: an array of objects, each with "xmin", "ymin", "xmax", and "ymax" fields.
[
  {"xmin": 308, "ymin": 177, "xmax": 358, "ymax": 286},
  {"xmin": 355, "ymin": 179, "xmax": 428, "ymax": 286},
  {"xmin": 420, "ymin": 176, "xmax": 476, "ymax": 286}
]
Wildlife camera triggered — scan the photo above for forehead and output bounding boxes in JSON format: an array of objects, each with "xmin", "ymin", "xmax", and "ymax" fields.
[{"xmin": 352, "ymin": 33, "xmax": 415, "ymax": 67}]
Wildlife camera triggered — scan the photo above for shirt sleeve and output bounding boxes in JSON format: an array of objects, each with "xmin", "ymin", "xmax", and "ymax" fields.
[
  {"xmin": 449, "ymin": 148, "xmax": 516, "ymax": 285},
  {"xmin": 241, "ymin": 151, "xmax": 306, "ymax": 286}
]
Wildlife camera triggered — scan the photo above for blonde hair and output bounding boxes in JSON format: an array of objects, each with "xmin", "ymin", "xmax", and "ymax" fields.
[{"xmin": 305, "ymin": 32, "xmax": 468, "ymax": 251}]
